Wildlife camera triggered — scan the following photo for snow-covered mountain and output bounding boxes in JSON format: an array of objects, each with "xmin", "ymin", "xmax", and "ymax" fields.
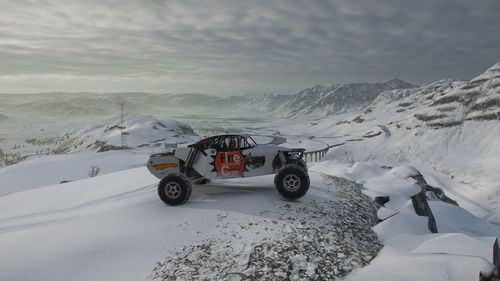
[
  {"xmin": 283, "ymin": 61, "xmax": 500, "ymax": 219},
  {"xmin": 0, "ymin": 79, "xmax": 415, "ymax": 120},
  {"xmin": 367, "ymin": 62, "xmax": 500, "ymax": 127},
  {"xmin": 274, "ymin": 78, "xmax": 415, "ymax": 117}
]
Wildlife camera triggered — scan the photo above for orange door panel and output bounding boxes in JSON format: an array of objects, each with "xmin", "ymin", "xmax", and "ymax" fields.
[{"xmin": 214, "ymin": 152, "xmax": 245, "ymax": 178}]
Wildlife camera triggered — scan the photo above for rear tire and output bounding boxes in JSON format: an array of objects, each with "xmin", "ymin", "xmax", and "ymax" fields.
[
  {"xmin": 158, "ymin": 174, "xmax": 192, "ymax": 206},
  {"xmin": 274, "ymin": 164, "xmax": 309, "ymax": 200}
]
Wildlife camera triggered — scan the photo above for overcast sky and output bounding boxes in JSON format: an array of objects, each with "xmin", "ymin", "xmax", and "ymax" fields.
[{"xmin": 0, "ymin": 0, "xmax": 499, "ymax": 95}]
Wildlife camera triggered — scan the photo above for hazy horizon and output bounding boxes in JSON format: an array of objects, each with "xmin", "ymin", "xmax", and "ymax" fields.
[{"xmin": 0, "ymin": 76, "xmax": 419, "ymax": 97}]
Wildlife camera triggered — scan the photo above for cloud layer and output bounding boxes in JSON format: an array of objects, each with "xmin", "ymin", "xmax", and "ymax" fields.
[{"xmin": 1, "ymin": 0, "xmax": 499, "ymax": 94}]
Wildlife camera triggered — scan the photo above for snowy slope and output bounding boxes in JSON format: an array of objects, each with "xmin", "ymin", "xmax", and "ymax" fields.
[
  {"xmin": 268, "ymin": 62, "xmax": 500, "ymax": 222},
  {"xmin": 55, "ymin": 115, "xmax": 199, "ymax": 153},
  {"xmin": 1, "ymin": 152, "xmax": 498, "ymax": 281},
  {"xmin": 0, "ymin": 155, "xmax": 381, "ymax": 281},
  {"xmin": 274, "ymin": 78, "xmax": 415, "ymax": 117},
  {"xmin": 311, "ymin": 161, "xmax": 500, "ymax": 281},
  {"xmin": 0, "ymin": 150, "xmax": 149, "ymax": 197}
]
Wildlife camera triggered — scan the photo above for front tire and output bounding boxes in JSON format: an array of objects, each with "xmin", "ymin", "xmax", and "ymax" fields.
[
  {"xmin": 158, "ymin": 174, "xmax": 192, "ymax": 206},
  {"xmin": 274, "ymin": 164, "xmax": 310, "ymax": 200}
]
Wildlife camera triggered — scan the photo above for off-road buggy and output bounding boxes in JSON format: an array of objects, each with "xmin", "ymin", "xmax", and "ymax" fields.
[{"xmin": 147, "ymin": 134, "xmax": 309, "ymax": 205}]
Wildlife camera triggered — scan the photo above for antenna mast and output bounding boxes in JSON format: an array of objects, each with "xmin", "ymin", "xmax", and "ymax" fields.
[{"xmin": 120, "ymin": 102, "xmax": 127, "ymax": 147}]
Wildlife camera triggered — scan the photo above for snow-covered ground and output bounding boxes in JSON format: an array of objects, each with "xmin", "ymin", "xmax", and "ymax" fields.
[
  {"xmin": 0, "ymin": 153, "xmax": 382, "ymax": 281},
  {"xmin": 1, "ymin": 62, "xmax": 499, "ymax": 280},
  {"xmin": 1, "ymin": 153, "xmax": 498, "ymax": 281}
]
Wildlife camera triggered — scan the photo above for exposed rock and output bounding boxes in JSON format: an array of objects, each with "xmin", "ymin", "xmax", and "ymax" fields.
[{"xmin": 150, "ymin": 175, "xmax": 382, "ymax": 281}]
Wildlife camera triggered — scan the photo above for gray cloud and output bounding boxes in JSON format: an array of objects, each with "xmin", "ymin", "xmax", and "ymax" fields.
[{"xmin": 0, "ymin": 0, "xmax": 499, "ymax": 94}]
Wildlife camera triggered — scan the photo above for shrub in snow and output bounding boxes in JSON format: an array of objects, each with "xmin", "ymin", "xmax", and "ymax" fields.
[{"xmin": 88, "ymin": 166, "xmax": 101, "ymax": 177}]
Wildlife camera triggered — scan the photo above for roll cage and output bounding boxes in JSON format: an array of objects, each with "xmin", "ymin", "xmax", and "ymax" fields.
[{"xmin": 189, "ymin": 134, "xmax": 258, "ymax": 152}]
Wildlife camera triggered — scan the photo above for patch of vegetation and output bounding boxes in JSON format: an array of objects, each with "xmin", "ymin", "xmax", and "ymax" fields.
[
  {"xmin": 466, "ymin": 112, "xmax": 500, "ymax": 121},
  {"xmin": 363, "ymin": 131, "xmax": 382, "ymax": 138},
  {"xmin": 352, "ymin": 115, "xmax": 365, "ymax": 123},
  {"xmin": 427, "ymin": 121, "xmax": 462, "ymax": 128},
  {"xmin": 414, "ymin": 114, "xmax": 448, "ymax": 121},
  {"xmin": 25, "ymin": 134, "xmax": 70, "ymax": 146},
  {"xmin": 88, "ymin": 166, "xmax": 101, "ymax": 177},
  {"xmin": 431, "ymin": 95, "xmax": 460, "ymax": 106},
  {"xmin": 470, "ymin": 98, "xmax": 500, "ymax": 111},
  {"xmin": 460, "ymin": 83, "xmax": 479, "ymax": 90},
  {"xmin": 97, "ymin": 144, "xmax": 129, "ymax": 152},
  {"xmin": 398, "ymin": 102, "xmax": 413, "ymax": 107},
  {"xmin": 459, "ymin": 91, "xmax": 481, "ymax": 105},
  {"xmin": 436, "ymin": 106, "xmax": 457, "ymax": 112},
  {"xmin": 0, "ymin": 151, "xmax": 28, "ymax": 167},
  {"xmin": 104, "ymin": 125, "xmax": 125, "ymax": 133},
  {"xmin": 469, "ymin": 78, "xmax": 488, "ymax": 85}
]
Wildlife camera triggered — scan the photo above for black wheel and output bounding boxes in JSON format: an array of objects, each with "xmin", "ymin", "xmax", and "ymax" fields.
[
  {"xmin": 296, "ymin": 159, "xmax": 307, "ymax": 171},
  {"xmin": 274, "ymin": 164, "xmax": 310, "ymax": 200},
  {"xmin": 158, "ymin": 174, "xmax": 192, "ymax": 206}
]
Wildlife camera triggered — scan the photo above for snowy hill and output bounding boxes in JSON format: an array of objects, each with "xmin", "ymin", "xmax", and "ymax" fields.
[
  {"xmin": 201, "ymin": 78, "xmax": 416, "ymax": 117},
  {"xmin": 55, "ymin": 115, "xmax": 199, "ymax": 153},
  {"xmin": 276, "ymin": 61, "xmax": 500, "ymax": 221},
  {"xmin": 0, "ymin": 79, "xmax": 415, "ymax": 121},
  {"xmin": 274, "ymin": 78, "xmax": 415, "ymax": 117}
]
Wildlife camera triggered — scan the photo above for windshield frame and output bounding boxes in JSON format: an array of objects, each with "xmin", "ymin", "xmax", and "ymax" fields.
[{"xmin": 247, "ymin": 136, "xmax": 258, "ymax": 147}]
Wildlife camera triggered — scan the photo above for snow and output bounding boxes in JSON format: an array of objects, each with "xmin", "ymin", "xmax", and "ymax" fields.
[
  {"xmin": 0, "ymin": 150, "xmax": 149, "ymax": 197},
  {"xmin": 1, "ymin": 61, "xmax": 499, "ymax": 280},
  {"xmin": 315, "ymin": 162, "xmax": 500, "ymax": 281},
  {"xmin": 0, "ymin": 159, "xmax": 381, "ymax": 281},
  {"xmin": 347, "ymin": 233, "xmax": 496, "ymax": 281},
  {"xmin": 63, "ymin": 114, "xmax": 199, "ymax": 152},
  {"xmin": 412, "ymin": 233, "xmax": 497, "ymax": 263},
  {"xmin": 0, "ymin": 165, "xmax": 267, "ymax": 281}
]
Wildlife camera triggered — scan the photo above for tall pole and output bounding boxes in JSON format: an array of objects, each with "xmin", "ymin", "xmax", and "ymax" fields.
[{"xmin": 120, "ymin": 102, "xmax": 127, "ymax": 147}]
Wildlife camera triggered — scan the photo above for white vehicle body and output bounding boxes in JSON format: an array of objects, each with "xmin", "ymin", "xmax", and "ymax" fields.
[{"xmin": 147, "ymin": 134, "xmax": 306, "ymax": 180}]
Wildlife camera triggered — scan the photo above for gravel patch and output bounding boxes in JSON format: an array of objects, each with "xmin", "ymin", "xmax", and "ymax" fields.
[{"xmin": 150, "ymin": 174, "xmax": 382, "ymax": 281}]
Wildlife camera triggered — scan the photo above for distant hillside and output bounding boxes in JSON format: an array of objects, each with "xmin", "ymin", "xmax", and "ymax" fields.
[
  {"xmin": 54, "ymin": 115, "xmax": 199, "ymax": 153},
  {"xmin": 364, "ymin": 62, "xmax": 500, "ymax": 128},
  {"xmin": 273, "ymin": 78, "xmax": 415, "ymax": 117},
  {"xmin": 313, "ymin": 61, "xmax": 500, "ymax": 217}
]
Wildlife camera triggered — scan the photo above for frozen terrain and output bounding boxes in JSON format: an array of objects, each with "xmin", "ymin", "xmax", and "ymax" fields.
[{"xmin": 0, "ymin": 62, "xmax": 499, "ymax": 280}]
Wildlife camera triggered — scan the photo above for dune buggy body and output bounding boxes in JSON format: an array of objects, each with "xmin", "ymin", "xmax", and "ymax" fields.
[{"xmin": 147, "ymin": 134, "xmax": 309, "ymax": 205}]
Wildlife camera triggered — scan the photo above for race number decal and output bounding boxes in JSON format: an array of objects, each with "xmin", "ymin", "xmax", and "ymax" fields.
[{"xmin": 214, "ymin": 152, "xmax": 245, "ymax": 178}]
